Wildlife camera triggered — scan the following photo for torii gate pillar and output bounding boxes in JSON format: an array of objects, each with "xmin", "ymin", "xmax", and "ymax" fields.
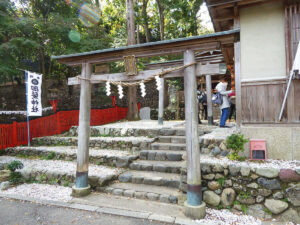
[
  {"xmin": 158, "ymin": 78, "xmax": 165, "ymax": 125},
  {"xmin": 183, "ymin": 49, "xmax": 206, "ymax": 219},
  {"xmin": 72, "ymin": 62, "xmax": 92, "ymax": 197}
]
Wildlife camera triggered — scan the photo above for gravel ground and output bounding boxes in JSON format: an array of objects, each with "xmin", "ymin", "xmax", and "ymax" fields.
[
  {"xmin": 95, "ymin": 120, "xmax": 184, "ymax": 129},
  {"xmin": 201, "ymin": 126, "xmax": 237, "ymax": 140},
  {"xmin": 14, "ymin": 146, "xmax": 134, "ymax": 157},
  {"xmin": 0, "ymin": 156, "xmax": 122, "ymax": 178},
  {"xmin": 201, "ymin": 155, "xmax": 300, "ymax": 170},
  {"xmin": 0, "ymin": 183, "xmax": 72, "ymax": 202},
  {"xmin": 196, "ymin": 208, "xmax": 262, "ymax": 225}
]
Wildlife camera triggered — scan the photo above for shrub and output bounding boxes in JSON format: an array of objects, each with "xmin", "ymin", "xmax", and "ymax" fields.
[
  {"xmin": 7, "ymin": 160, "xmax": 24, "ymax": 172},
  {"xmin": 7, "ymin": 160, "xmax": 24, "ymax": 184},
  {"xmin": 226, "ymin": 133, "xmax": 249, "ymax": 161}
]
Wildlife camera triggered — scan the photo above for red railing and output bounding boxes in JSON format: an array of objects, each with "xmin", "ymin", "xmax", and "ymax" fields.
[{"xmin": 0, "ymin": 106, "xmax": 128, "ymax": 150}]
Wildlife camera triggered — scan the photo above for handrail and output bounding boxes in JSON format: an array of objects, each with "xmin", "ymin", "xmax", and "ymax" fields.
[{"xmin": 278, "ymin": 41, "xmax": 300, "ymax": 121}]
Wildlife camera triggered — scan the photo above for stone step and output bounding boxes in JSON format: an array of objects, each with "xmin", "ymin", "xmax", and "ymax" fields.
[
  {"xmin": 140, "ymin": 150, "xmax": 185, "ymax": 161},
  {"xmin": 102, "ymin": 182, "xmax": 182, "ymax": 204},
  {"xmin": 129, "ymin": 160, "xmax": 185, "ymax": 174},
  {"xmin": 32, "ymin": 136, "xmax": 155, "ymax": 151},
  {"xmin": 118, "ymin": 170, "xmax": 181, "ymax": 188},
  {"xmin": 0, "ymin": 156, "xmax": 122, "ymax": 189},
  {"xmin": 5, "ymin": 146, "xmax": 138, "ymax": 168},
  {"xmin": 158, "ymin": 136, "xmax": 186, "ymax": 144},
  {"xmin": 151, "ymin": 142, "xmax": 186, "ymax": 151}
]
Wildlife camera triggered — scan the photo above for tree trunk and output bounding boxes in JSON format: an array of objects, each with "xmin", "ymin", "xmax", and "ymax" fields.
[
  {"xmin": 126, "ymin": 0, "xmax": 139, "ymax": 120},
  {"xmin": 142, "ymin": 0, "xmax": 150, "ymax": 43},
  {"xmin": 156, "ymin": 0, "xmax": 165, "ymax": 41},
  {"xmin": 136, "ymin": 24, "xmax": 140, "ymax": 44}
]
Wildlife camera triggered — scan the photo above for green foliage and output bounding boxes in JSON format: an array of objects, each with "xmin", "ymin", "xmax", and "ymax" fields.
[
  {"xmin": 10, "ymin": 172, "xmax": 22, "ymax": 184},
  {"xmin": 263, "ymin": 207, "xmax": 273, "ymax": 216},
  {"xmin": 217, "ymin": 204, "xmax": 223, "ymax": 210},
  {"xmin": 238, "ymin": 191, "xmax": 250, "ymax": 200},
  {"xmin": 233, "ymin": 200, "xmax": 240, "ymax": 206},
  {"xmin": 7, "ymin": 160, "xmax": 24, "ymax": 172},
  {"xmin": 217, "ymin": 177, "xmax": 225, "ymax": 188},
  {"xmin": 241, "ymin": 204, "xmax": 248, "ymax": 214},
  {"xmin": 0, "ymin": 0, "xmax": 211, "ymax": 84},
  {"xmin": 41, "ymin": 151, "xmax": 56, "ymax": 160},
  {"xmin": 167, "ymin": 78, "xmax": 184, "ymax": 91},
  {"xmin": 7, "ymin": 160, "xmax": 24, "ymax": 184},
  {"xmin": 38, "ymin": 173, "xmax": 47, "ymax": 183},
  {"xmin": 226, "ymin": 133, "xmax": 249, "ymax": 161}
]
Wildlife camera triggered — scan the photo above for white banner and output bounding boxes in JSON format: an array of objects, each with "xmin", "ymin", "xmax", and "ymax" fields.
[{"xmin": 27, "ymin": 71, "xmax": 43, "ymax": 116}]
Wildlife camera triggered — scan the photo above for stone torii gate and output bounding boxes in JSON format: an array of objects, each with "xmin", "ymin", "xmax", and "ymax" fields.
[{"xmin": 52, "ymin": 29, "xmax": 239, "ymax": 219}]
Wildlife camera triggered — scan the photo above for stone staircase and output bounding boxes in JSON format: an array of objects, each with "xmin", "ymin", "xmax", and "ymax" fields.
[
  {"xmin": 1, "ymin": 121, "xmax": 225, "ymax": 205},
  {"xmin": 100, "ymin": 127, "xmax": 217, "ymax": 205}
]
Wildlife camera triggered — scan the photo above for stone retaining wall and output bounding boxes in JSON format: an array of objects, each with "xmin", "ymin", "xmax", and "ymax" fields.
[
  {"xmin": 180, "ymin": 163, "xmax": 300, "ymax": 223},
  {"xmin": 32, "ymin": 136, "xmax": 154, "ymax": 151},
  {"xmin": 4, "ymin": 147, "xmax": 138, "ymax": 168}
]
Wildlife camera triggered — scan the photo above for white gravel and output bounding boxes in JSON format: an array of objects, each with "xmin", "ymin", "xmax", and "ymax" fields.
[
  {"xmin": 95, "ymin": 120, "xmax": 184, "ymax": 130},
  {"xmin": 0, "ymin": 183, "xmax": 72, "ymax": 202},
  {"xmin": 196, "ymin": 208, "xmax": 262, "ymax": 225},
  {"xmin": 201, "ymin": 155, "xmax": 300, "ymax": 170},
  {"xmin": 0, "ymin": 156, "xmax": 122, "ymax": 178},
  {"xmin": 45, "ymin": 136, "xmax": 154, "ymax": 142},
  {"xmin": 201, "ymin": 126, "xmax": 237, "ymax": 140},
  {"xmin": 14, "ymin": 146, "xmax": 134, "ymax": 157}
]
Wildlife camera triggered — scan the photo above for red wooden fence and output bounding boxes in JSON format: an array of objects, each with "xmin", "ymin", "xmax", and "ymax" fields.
[{"xmin": 0, "ymin": 106, "xmax": 128, "ymax": 150}]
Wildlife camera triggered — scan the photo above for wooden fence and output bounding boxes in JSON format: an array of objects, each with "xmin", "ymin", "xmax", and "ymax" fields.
[{"xmin": 0, "ymin": 106, "xmax": 128, "ymax": 150}]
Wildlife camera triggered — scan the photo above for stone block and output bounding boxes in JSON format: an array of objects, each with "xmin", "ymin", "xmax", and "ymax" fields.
[
  {"xmin": 123, "ymin": 190, "xmax": 135, "ymax": 198},
  {"xmin": 0, "ymin": 181, "xmax": 10, "ymax": 190},
  {"xmin": 203, "ymin": 191, "xmax": 220, "ymax": 207},
  {"xmin": 229, "ymin": 165, "xmax": 240, "ymax": 176},
  {"xmin": 159, "ymin": 194, "xmax": 170, "ymax": 203},
  {"xmin": 221, "ymin": 188, "xmax": 236, "ymax": 207},
  {"xmin": 279, "ymin": 208, "xmax": 300, "ymax": 224},
  {"xmin": 146, "ymin": 193, "xmax": 159, "ymax": 201},
  {"xmin": 257, "ymin": 178, "xmax": 281, "ymax": 190},
  {"xmin": 240, "ymin": 166, "xmax": 251, "ymax": 177},
  {"xmin": 285, "ymin": 184, "xmax": 300, "ymax": 206},
  {"xmin": 134, "ymin": 191, "xmax": 146, "ymax": 199},
  {"xmin": 255, "ymin": 168, "xmax": 279, "ymax": 178},
  {"xmin": 139, "ymin": 107, "xmax": 151, "ymax": 120},
  {"xmin": 279, "ymin": 169, "xmax": 300, "ymax": 182},
  {"xmin": 264, "ymin": 199, "xmax": 288, "ymax": 215},
  {"xmin": 112, "ymin": 189, "xmax": 124, "ymax": 196},
  {"xmin": 208, "ymin": 181, "xmax": 220, "ymax": 191}
]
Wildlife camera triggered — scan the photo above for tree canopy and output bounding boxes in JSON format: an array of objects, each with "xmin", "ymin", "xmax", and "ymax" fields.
[{"xmin": 0, "ymin": 0, "xmax": 212, "ymax": 83}]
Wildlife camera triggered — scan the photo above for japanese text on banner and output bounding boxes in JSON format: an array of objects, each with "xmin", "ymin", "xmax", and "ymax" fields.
[{"xmin": 27, "ymin": 72, "xmax": 43, "ymax": 116}]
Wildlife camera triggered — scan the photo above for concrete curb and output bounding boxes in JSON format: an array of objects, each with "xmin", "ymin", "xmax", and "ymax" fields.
[{"xmin": 0, "ymin": 193, "xmax": 197, "ymax": 225}]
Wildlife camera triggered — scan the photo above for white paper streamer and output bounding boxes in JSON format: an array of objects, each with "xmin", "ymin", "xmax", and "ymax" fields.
[{"xmin": 140, "ymin": 82, "xmax": 146, "ymax": 97}]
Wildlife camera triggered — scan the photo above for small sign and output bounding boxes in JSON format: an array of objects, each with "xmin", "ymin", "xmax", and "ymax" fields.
[
  {"xmin": 124, "ymin": 55, "xmax": 137, "ymax": 76},
  {"xmin": 27, "ymin": 71, "xmax": 43, "ymax": 116}
]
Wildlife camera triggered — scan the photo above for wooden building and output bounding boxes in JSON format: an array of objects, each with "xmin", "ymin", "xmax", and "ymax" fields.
[{"xmin": 206, "ymin": 0, "xmax": 300, "ymax": 160}]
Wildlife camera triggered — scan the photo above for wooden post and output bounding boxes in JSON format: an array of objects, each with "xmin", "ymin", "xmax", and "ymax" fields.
[
  {"xmin": 234, "ymin": 6, "xmax": 242, "ymax": 129},
  {"xmin": 183, "ymin": 49, "xmax": 206, "ymax": 219},
  {"xmin": 158, "ymin": 78, "xmax": 165, "ymax": 124},
  {"xmin": 72, "ymin": 62, "xmax": 92, "ymax": 197},
  {"xmin": 206, "ymin": 75, "xmax": 214, "ymax": 125},
  {"xmin": 235, "ymin": 42, "xmax": 241, "ymax": 129}
]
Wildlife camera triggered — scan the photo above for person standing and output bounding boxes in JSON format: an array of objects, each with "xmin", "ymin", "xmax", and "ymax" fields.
[{"xmin": 215, "ymin": 78, "xmax": 232, "ymax": 128}]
